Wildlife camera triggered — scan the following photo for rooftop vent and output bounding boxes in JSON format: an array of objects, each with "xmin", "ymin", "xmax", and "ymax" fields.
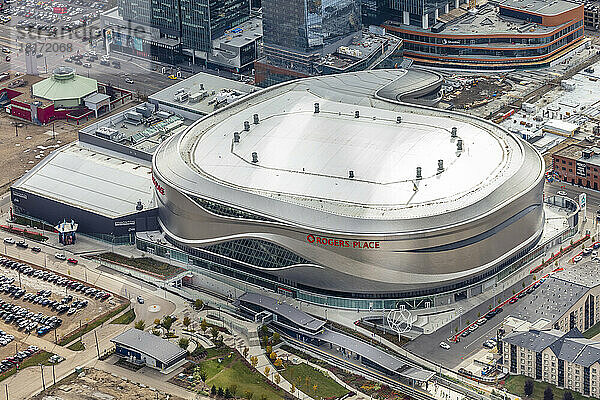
[
  {"xmin": 437, "ymin": 160, "xmax": 444, "ymax": 173},
  {"xmin": 396, "ymin": 116, "xmax": 402, "ymax": 124},
  {"xmin": 253, "ymin": 114, "xmax": 259, "ymax": 124},
  {"xmin": 252, "ymin": 152, "xmax": 258, "ymax": 163},
  {"xmin": 416, "ymin": 167, "xmax": 422, "ymax": 180},
  {"xmin": 244, "ymin": 121, "xmax": 250, "ymax": 131},
  {"xmin": 457, "ymin": 139, "xmax": 463, "ymax": 151},
  {"xmin": 355, "ymin": 111, "xmax": 360, "ymax": 118},
  {"xmin": 451, "ymin": 127, "xmax": 458, "ymax": 138},
  {"xmin": 314, "ymin": 103, "xmax": 320, "ymax": 113},
  {"xmin": 233, "ymin": 132, "xmax": 240, "ymax": 143},
  {"xmin": 349, "ymin": 170, "xmax": 355, "ymax": 179},
  {"xmin": 136, "ymin": 200, "xmax": 143, "ymax": 211}
]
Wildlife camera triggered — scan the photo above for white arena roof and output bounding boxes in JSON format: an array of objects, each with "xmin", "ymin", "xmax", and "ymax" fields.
[
  {"xmin": 12, "ymin": 142, "xmax": 155, "ymax": 218},
  {"xmin": 186, "ymin": 90, "xmax": 520, "ymax": 220}
]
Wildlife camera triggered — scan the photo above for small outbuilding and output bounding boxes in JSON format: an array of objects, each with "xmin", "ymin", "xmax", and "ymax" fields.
[{"xmin": 111, "ymin": 328, "xmax": 187, "ymax": 371}]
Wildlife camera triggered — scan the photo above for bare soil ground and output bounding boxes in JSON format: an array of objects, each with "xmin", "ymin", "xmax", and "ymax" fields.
[{"xmin": 32, "ymin": 367, "xmax": 186, "ymax": 400}]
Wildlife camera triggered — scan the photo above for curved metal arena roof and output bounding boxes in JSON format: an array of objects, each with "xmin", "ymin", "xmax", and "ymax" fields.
[{"xmin": 154, "ymin": 69, "xmax": 544, "ymax": 235}]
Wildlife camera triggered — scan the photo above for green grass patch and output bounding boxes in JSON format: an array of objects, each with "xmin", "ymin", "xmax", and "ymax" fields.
[
  {"xmin": 95, "ymin": 252, "xmax": 184, "ymax": 278},
  {"xmin": 59, "ymin": 303, "xmax": 129, "ymax": 346},
  {"xmin": 584, "ymin": 321, "xmax": 600, "ymax": 339},
  {"xmin": 67, "ymin": 340, "xmax": 85, "ymax": 351},
  {"xmin": 0, "ymin": 351, "xmax": 53, "ymax": 383},
  {"xmin": 281, "ymin": 363, "xmax": 349, "ymax": 399},
  {"xmin": 110, "ymin": 309, "xmax": 136, "ymax": 325},
  {"xmin": 200, "ymin": 348, "xmax": 283, "ymax": 400},
  {"xmin": 503, "ymin": 375, "xmax": 588, "ymax": 400}
]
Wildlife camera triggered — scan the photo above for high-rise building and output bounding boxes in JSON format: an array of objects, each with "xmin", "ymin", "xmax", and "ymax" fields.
[
  {"xmin": 257, "ymin": 0, "xmax": 402, "ymax": 86},
  {"xmin": 105, "ymin": 0, "xmax": 255, "ymax": 68}
]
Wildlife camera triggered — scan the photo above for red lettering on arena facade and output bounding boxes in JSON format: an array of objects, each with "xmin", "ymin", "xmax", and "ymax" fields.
[
  {"xmin": 306, "ymin": 234, "xmax": 380, "ymax": 249},
  {"xmin": 152, "ymin": 174, "xmax": 165, "ymax": 195}
]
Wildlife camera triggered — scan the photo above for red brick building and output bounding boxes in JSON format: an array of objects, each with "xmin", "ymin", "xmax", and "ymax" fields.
[{"xmin": 552, "ymin": 144, "xmax": 600, "ymax": 190}]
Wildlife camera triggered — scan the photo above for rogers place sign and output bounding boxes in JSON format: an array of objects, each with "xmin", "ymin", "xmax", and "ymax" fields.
[
  {"xmin": 306, "ymin": 234, "xmax": 380, "ymax": 249},
  {"xmin": 152, "ymin": 174, "xmax": 165, "ymax": 195}
]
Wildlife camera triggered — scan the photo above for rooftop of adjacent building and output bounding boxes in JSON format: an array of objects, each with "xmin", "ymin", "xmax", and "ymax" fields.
[
  {"xmin": 554, "ymin": 260, "xmax": 600, "ymax": 288},
  {"xmin": 212, "ymin": 15, "xmax": 262, "ymax": 49},
  {"xmin": 503, "ymin": 328, "xmax": 600, "ymax": 367},
  {"xmin": 148, "ymin": 71, "xmax": 257, "ymax": 116},
  {"xmin": 32, "ymin": 66, "xmax": 98, "ymax": 101},
  {"xmin": 508, "ymin": 276, "xmax": 589, "ymax": 327},
  {"xmin": 554, "ymin": 143, "xmax": 600, "ymax": 167},
  {"xmin": 500, "ymin": 0, "xmax": 582, "ymax": 16},
  {"xmin": 12, "ymin": 141, "xmax": 156, "ymax": 219},
  {"xmin": 386, "ymin": 0, "xmax": 579, "ymax": 38}
]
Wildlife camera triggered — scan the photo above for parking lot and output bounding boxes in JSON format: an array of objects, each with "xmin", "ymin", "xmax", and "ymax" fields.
[
  {"xmin": 0, "ymin": 241, "xmax": 124, "ymax": 342},
  {"xmin": 1, "ymin": 0, "xmax": 106, "ymax": 37}
]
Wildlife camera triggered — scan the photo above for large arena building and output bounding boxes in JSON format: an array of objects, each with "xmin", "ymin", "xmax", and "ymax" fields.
[{"xmin": 147, "ymin": 68, "xmax": 548, "ymax": 310}]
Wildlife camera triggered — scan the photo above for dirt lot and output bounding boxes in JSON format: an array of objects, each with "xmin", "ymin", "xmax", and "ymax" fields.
[
  {"xmin": 0, "ymin": 259, "xmax": 123, "ymax": 341},
  {"xmin": 0, "ymin": 112, "xmax": 78, "ymax": 193},
  {"xmin": 32, "ymin": 367, "xmax": 186, "ymax": 400}
]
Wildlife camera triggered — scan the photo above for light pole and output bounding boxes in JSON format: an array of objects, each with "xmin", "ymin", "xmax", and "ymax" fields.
[{"xmin": 39, "ymin": 364, "xmax": 45, "ymax": 391}]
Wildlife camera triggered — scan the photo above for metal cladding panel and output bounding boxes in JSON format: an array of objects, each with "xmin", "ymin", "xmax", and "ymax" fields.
[{"xmin": 153, "ymin": 69, "xmax": 546, "ymax": 296}]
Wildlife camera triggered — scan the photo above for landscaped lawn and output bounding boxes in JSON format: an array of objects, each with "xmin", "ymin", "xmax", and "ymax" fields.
[
  {"xmin": 503, "ymin": 375, "xmax": 588, "ymax": 400},
  {"xmin": 281, "ymin": 363, "xmax": 350, "ymax": 399},
  {"xmin": 111, "ymin": 309, "xmax": 136, "ymax": 325},
  {"xmin": 0, "ymin": 351, "xmax": 54, "ymax": 382},
  {"xmin": 201, "ymin": 348, "xmax": 283, "ymax": 400},
  {"xmin": 584, "ymin": 321, "xmax": 600, "ymax": 339},
  {"xmin": 96, "ymin": 252, "xmax": 184, "ymax": 278}
]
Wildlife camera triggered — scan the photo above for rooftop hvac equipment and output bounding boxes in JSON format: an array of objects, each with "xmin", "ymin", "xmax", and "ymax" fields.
[
  {"xmin": 457, "ymin": 139, "xmax": 463, "ymax": 151},
  {"xmin": 314, "ymin": 103, "xmax": 320, "ymax": 113},
  {"xmin": 95, "ymin": 126, "xmax": 122, "ymax": 141},
  {"xmin": 253, "ymin": 114, "xmax": 259, "ymax": 124},
  {"xmin": 252, "ymin": 152, "xmax": 258, "ymax": 163},
  {"xmin": 233, "ymin": 132, "xmax": 240, "ymax": 143},
  {"xmin": 174, "ymin": 92, "xmax": 189, "ymax": 102},
  {"xmin": 135, "ymin": 105, "xmax": 153, "ymax": 118},
  {"xmin": 125, "ymin": 111, "xmax": 143, "ymax": 123},
  {"xmin": 437, "ymin": 160, "xmax": 444, "ymax": 173},
  {"xmin": 355, "ymin": 110, "xmax": 360, "ymax": 118},
  {"xmin": 349, "ymin": 170, "xmax": 354, "ymax": 178},
  {"xmin": 244, "ymin": 121, "xmax": 250, "ymax": 131},
  {"xmin": 416, "ymin": 166, "xmax": 422, "ymax": 180},
  {"xmin": 396, "ymin": 116, "xmax": 402, "ymax": 123},
  {"xmin": 189, "ymin": 91, "xmax": 208, "ymax": 103},
  {"xmin": 451, "ymin": 127, "xmax": 457, "ymax": 137},
  {"xmin": 155, "ymin": 111, "xmax": 173, "ymax": 120}
]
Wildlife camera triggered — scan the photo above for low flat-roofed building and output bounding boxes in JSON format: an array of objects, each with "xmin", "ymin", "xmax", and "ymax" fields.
[
  {"xmin": 11, "ymin": 141, "xmax": 158, "ymax": 243},
  {"xmin": 502, "ymin": 327, "xmax": 600, "ymax": 397},
  {"xmin": 148, "ymin": 72, "xmax": 257, "ymax": 119},
  {"xmin": 552, "ymin": 144, "xmax": 600, "ymax": 189},
  {"xmin": 111, "ymin": 328, "xmax": 187, "ymax": 371}
]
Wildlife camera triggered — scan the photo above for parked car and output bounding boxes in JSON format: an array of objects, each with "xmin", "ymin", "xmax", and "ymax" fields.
[
  {"xmin": 54, "ymin": 253, "xmax": 66, "ymax": 261},
  {"xmin": 15, "ymin": 241, "xmax": 27, "ymax": 249},
  {"xmin": 31, "ymin": 247, "xmax": 41, "ymax": 253},
  {"xmin": 439, "ymin": 342, "xmax": 450, "ymax": 350},
  {"xmin": 136, "ymin": 296, "xmax": 144, "ymax": 304},
  {"xmin": 66, "ymin": 258, "xmax": 78, "ymax": 265},
  {"xmin": 574, "ymin": 255, "xmax": 583, "ymax": 263},
  {"xmin": 3, "ymin": 238, "xmax": 14, "ymax": 244}
]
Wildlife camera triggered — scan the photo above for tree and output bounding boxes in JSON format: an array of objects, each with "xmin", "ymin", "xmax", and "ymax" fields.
[
  {"xmin": 272, "ymin": 332, "xmax": 280, "ymax": 343},
  {"xmin": 161, "ymin": 315, "xmax": 173, "ymax": 333},
  {"xmin": 265, "ymin": 345, "xmax": 272, "ymax": 354},
  {"xmin": 178, "ymin": 337, "xmax": 190, "ymax": 350},
  {"xmin": 211, "ymin": 385, "xmax": 217, "ymax": 396},
  {"xmin": 274, "ymin": 374, "xmax": 280, "ymax": 385},
  {"xmin": 291, "ymin": 383, "xmax": 296, "ymax": 394},
  {"xmin": 524, "ymin": 379, "xmax": 534, "ymax": 397},
  {"xmin": 193, "ymin": 365, "xmax": 207, "ymax": 393},
  {"xmin": 217, "ymin": 387, "xmax": 224, "ymax": 397},
  {"xmin": 244, "ymin": 391, "xmax": 253, "ymax": 400},
  {"xmin": 250, "ymin": 356, "xmax": 258, "ymax": 368},
  {"xmin": 134, "ymin": 320, "xmax": 146, "ymax": 330},
  {"xmin": 264, "ymin": 366, "xmax": 270, "ymax": 378},
  {"xmin": 544, "ymin": 386, "xmax": 554, "ymax": 400},
  {"xmin": 259, "ymin": 325, "xmax": 269, "ymax": 338},
  {"xmin": 201, "ymin": 319, "xmax": 209, "ymax": 333},
  {"xmin": 229, "ymin": 384, "xmax": 238, "ymax": 397},
  {"xmin": 243, "ymin": 347, "xmax": 249, "ymax": 359},
  {"xmin": 210, "ymin": 326, "xmax": 220, "ymax": 341},
  {"xmin": 274, "ymin": 358, "xmax": 282, "ymax": 368},
  {"xmin": 563, "ymin": 392, "xmax": 574, "ymax": 400},
  {"xmin": 194, "ymin": 299, "xmax": 204, "ymax": 310},
  {"xmin": 225, "ymin": 388, "xmax": 231, "ymax": 398},
  {"xmin": 183, "ymin": 316, "xmax": 191, "ymax": 328},
  {"xmin": 269, "ymin": 351, "xmax": 277, "ymax": 361},
  {"xmin": 154, "ymin": 318, "xmax": 161, "ymax": 326}
]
